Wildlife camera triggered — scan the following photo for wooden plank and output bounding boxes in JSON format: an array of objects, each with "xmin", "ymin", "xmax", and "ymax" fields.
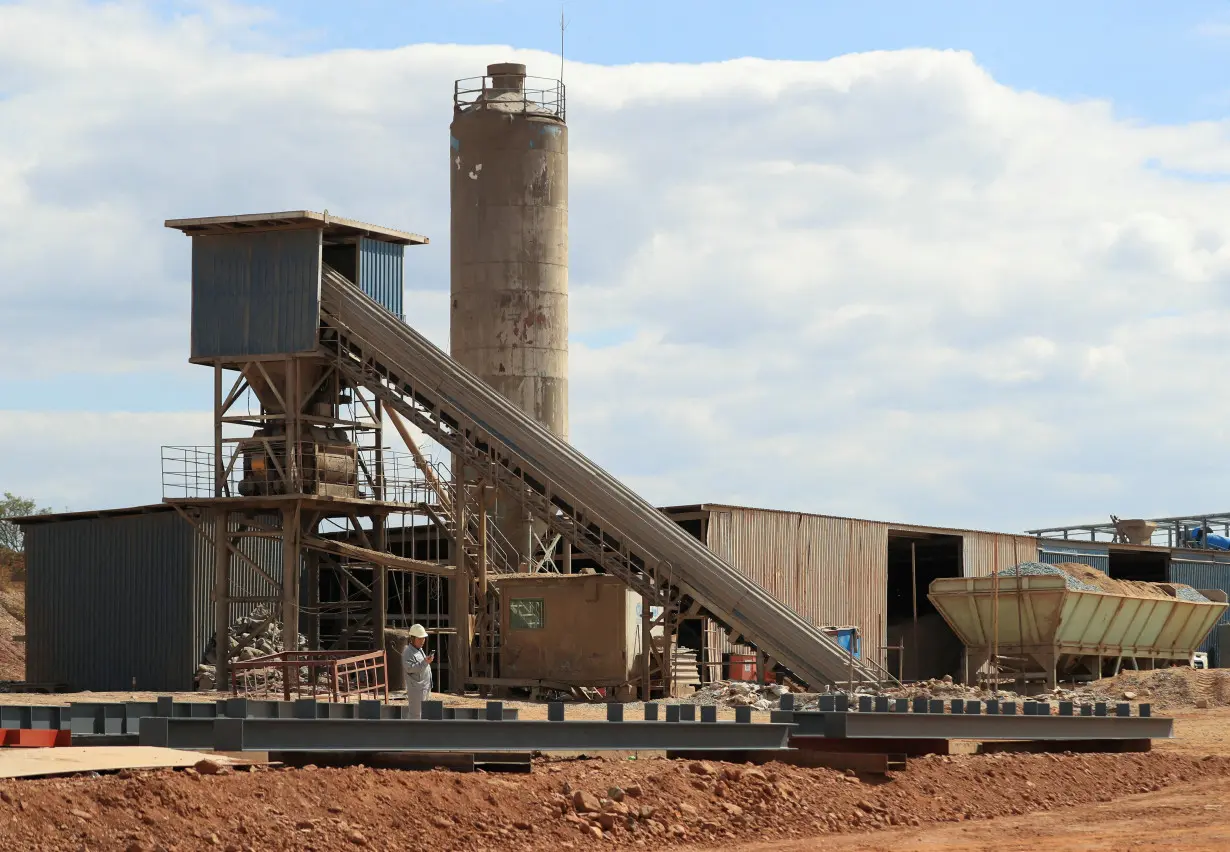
[{"xmin": 0, "ymin": 747, "xmax": 235, "ymax": 779}]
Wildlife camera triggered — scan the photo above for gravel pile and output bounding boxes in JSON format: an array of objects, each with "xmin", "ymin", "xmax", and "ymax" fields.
[
  {"xmin": 1175, "ymin": 586, "xmax": 1212, "ymax": 602},
  {"xmin": 994, "ymin": 562, "xmax": 1101, "ymax": 592}
]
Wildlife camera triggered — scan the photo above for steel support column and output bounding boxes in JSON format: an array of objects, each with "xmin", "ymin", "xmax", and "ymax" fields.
[
  {"xmin": 450, "ymin": 473, "xmax": 470, "ymax": 693},
  {"xmin": 213, "ymin": 508, "xmax": 231, "ymax": 690}
]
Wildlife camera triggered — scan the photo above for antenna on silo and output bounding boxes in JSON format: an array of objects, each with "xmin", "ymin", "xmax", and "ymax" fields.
[{"xmin": 560, "ymin": 4, "xmax": 568, "ymax": 85}]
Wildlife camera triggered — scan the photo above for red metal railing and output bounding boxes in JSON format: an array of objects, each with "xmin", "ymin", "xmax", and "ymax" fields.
[{"xmin": 229, "ymin": 650, "xmax": 389, "ymax": 703}]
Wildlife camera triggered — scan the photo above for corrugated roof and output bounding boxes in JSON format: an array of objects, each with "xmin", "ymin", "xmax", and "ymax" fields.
[
  {"xmin": 165, "ymin": 211, "xmax": 429, "ymax": 245},
  {"xmin": 660, "ymin": 502, "xmax": 1031, "ymax": 539},
  {"xmin": 10, "ymin": 504, "xmax": 174, "ymax": 527},
  {"xmin": 660, "ymin": 501, "xmax": 1177, "ymax": 552}
]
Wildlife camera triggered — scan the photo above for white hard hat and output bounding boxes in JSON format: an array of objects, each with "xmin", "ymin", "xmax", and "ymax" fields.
[{"xmin": 408, "ymin": 624, "xmax": 428, "ymax": 639}]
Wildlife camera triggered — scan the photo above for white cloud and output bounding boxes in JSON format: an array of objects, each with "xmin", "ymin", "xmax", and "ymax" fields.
[
  {"xmin": 3, "ymin": 2, "xmax": 1230, "ymax": 530},
  {"xmin": 0, "ymin": 411, "xmax": 211, "ymax": 510}
]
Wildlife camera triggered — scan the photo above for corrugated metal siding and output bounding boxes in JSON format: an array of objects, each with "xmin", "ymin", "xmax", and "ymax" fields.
[
  {"xmin": 189, "ymin": 513, "xmax": 284, "ymax": 669},
  {"xmin": 358, "ymin": 237, "xmax": 404, "ymax": 318},
  {"xmin": 25, "ymin": 511, "xmax": 195, "ymax": 691},
  {"xmin": 1038, "ymin": 545, "xmax": 1111, "ymax": 574},
  {"xmin": 1167, "ymin": 559, "xmax": 1230, "ymax": 664},
  {"xmin": 24, "ymin": 508, "xmax": 286, "ymax": 691},
  {"xmin": 190, "ymin": 229, "xmax": 322, "ymax": 358},
  {"xmin": 704, "ymin": 509, "xmax": 889, "ymax": 670},
  {"xmin": 960, "ymin": 532, "xmax": 1039, "ymax": 578}
]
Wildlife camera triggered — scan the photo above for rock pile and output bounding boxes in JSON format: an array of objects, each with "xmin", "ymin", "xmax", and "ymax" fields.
[
  {"xmin": 194, "ymin": 607, "xmax": 306, "ymax": 690},
  {"xmin": 679, "ymin": 680, "xmax": 791, "ymax": 710}
]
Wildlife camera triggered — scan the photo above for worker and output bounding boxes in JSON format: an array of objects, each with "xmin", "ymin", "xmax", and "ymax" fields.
[{"xmin": 402, "ymin": 623, "xmax": 434, "ymax": 719}]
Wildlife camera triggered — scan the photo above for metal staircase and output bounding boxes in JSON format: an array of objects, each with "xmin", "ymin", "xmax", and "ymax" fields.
[{"xmin": 318, "ymin": 266, "xmax": 890, "ymax": 688}]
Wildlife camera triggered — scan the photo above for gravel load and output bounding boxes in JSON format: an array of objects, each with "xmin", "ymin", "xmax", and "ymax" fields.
[
  {"xmin": 1175, "ymin": 586, "xmax": 1212, "ymax": 602},
  {"xmin": 995, "ymin": 562, "xmax": 1100, "ymax": 592},
  {"xmin": 996, "ymin": 561, "xmax": 1210, "ymax": 602}
]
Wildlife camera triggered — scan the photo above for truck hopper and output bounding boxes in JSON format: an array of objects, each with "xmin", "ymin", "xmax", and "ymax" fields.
[{"xmin": 928, "ymin": 563, "xmax": 1227, "ymax": 689}]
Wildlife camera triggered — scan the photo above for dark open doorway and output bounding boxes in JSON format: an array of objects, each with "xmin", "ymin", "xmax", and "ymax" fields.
[
  {"xmin": 886, "ymin": 532, "xmax": 965, "ymax": 681},
  {"xmin": 1108, "ymin": 548, "xmax": 1168, "ymax": 583}
]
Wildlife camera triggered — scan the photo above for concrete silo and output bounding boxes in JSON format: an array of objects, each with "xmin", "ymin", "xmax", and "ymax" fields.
[{"xmin": 450, "ymin": 62, "xmax": 568, "ymax": 563}]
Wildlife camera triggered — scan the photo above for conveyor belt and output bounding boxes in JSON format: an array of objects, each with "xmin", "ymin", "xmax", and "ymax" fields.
[{"xmin": 319, "ymin": 267, "xmax": 888, "ymax": 688}]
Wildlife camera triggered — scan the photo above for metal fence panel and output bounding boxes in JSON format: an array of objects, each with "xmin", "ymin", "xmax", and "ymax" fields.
[{"xmin": 1039, "ymin": 546, "xmax": 1111, "ymax": 574}]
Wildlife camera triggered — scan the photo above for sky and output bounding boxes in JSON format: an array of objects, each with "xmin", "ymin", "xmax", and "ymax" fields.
[{"xmin": 2, "ymin": 0, "xmax": 1230, "ymax": 531}]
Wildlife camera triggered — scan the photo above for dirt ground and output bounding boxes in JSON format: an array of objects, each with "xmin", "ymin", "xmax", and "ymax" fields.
[
  {"xmin": 723, "ymin": 778, "xmax": 1230, "ymax": 851},
  {"xmin": 2, "ymin": 749, "xmax": 1229, "ymax": 851}
]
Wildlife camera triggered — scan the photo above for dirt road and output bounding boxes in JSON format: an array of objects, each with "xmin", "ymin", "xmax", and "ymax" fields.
[{"xmin": 724, "ymin": 779, "xmax": 1230, "ymax": 851}]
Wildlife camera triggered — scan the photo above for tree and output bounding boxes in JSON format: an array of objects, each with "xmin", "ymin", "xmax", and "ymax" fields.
[{"xmin": 0, "ymin": 493, "xmax": 51, "ymax": 553}]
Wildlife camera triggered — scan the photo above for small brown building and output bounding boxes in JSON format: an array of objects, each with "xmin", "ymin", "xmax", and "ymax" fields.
[{"xmin": 493, "ymin": 574, "xmax": 646, "ymax": 689}]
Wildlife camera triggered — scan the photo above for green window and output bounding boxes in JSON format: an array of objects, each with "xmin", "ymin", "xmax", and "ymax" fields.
[{"xmin": 509, "ymin": 598, "xmax": 545, "ymax": 631}]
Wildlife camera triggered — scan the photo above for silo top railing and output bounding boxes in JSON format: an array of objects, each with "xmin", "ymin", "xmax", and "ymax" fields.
[{"xmin": 453, "ymin": 75, "xmax": 565, "ymax": 120}]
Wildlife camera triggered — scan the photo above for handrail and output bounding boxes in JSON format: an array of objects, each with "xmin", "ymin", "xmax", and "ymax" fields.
[{"xmin": 230, "ymin": 650, "xmax": 388, "ymax": 703}]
